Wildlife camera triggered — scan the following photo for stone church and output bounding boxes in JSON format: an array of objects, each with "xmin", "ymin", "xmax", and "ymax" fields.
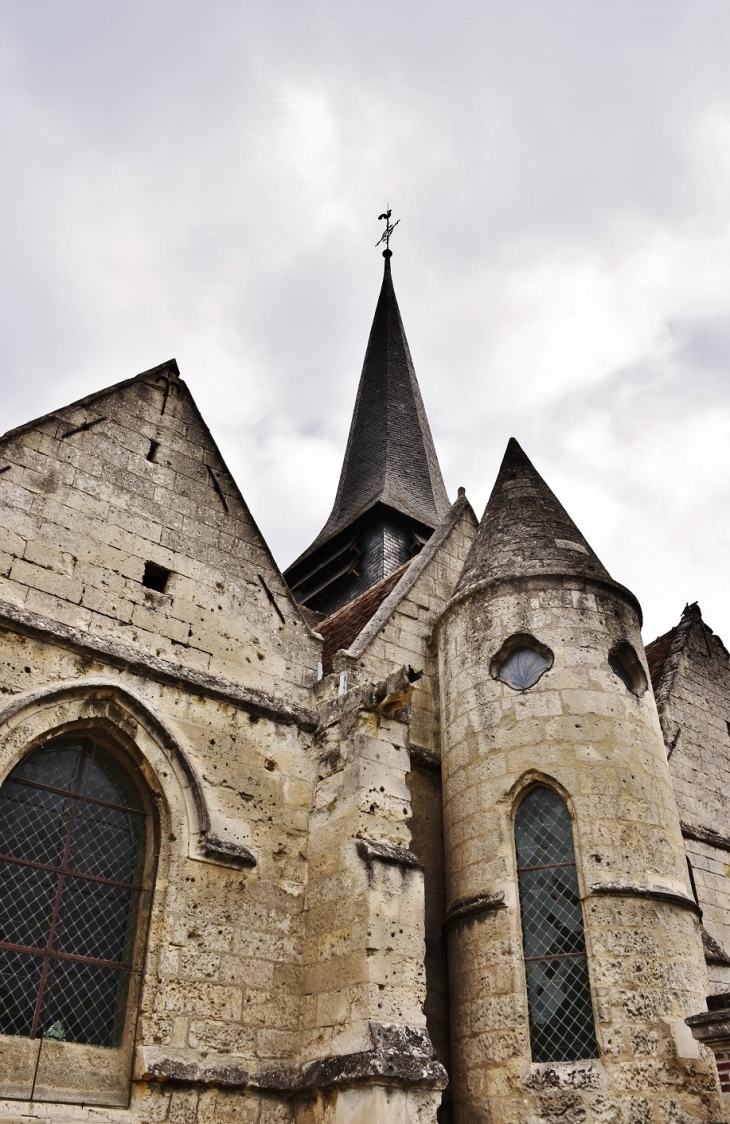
[{"xmin": 1, "ymin": 247, "xmax": 730, "ymax": 1124}]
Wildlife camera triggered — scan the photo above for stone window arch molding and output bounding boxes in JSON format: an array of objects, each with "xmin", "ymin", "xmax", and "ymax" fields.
[
  {"xmin": 0, "ymin": 682, "xmax": 197, "ymax": 860},
  {"xmin": 0, "ymin": 679, "xmax": 254, "ymax": 869}
]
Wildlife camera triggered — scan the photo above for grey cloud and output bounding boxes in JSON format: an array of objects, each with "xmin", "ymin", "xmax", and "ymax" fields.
[{"xmin": 1, "ymin": 0, "xmax": 729, "ymax": 643}]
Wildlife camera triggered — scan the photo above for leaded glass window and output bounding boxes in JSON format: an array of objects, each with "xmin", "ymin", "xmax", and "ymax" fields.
[
  {"xmin": 497, "ymin": 648, "xmax": 550, "ymax": 691},
  {"xmin": 515, "ymin": 786, "xmax": 598, "ymax": 1062},
  {"xmin": 0, "ymin": 736, "xmax": 155, "ymax": 1105}
]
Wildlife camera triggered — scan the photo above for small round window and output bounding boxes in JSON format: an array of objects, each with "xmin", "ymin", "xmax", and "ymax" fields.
[{"xmin": 491, "ymin": 634, "xmax": 554, "ymax": 692}]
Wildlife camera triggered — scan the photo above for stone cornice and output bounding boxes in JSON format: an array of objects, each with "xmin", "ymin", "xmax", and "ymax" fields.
[
  {"xmin": 136, "ymin": 1024, "xmax": 447, "ymax": 1092},
  {"xmin": 356, "ymin": 837, "xmax": 422, "ymax": 870},
  {"xmin": 589, "ymin": 881, "xmax": 701, "ymax": 916},
  {"xmin": 685, "ymin": 1007, "xmax": 730, "ymax": 1044},
  {"xmin": 681, "ymin": 821, "xmax": 730, "ymax": 853},
  {"xmin": 0, "ymin": 598, "xmax": 316, "ymax": 731},
  {"xmin": 443, "ymin": 890, "xmax": 507, "ymax": 930},
  {"xmin": 202, "ymin": 834, "xmax": 257, "ymax": 868},
  {"xmin": 439, "ymin": 572, "xmax": 643, "ymax": 630}
]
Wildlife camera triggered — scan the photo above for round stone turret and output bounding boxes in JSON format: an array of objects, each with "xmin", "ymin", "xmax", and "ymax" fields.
[{"xmin": 437, "ymin": 439, "xmax": 721, "ymax": 1124}]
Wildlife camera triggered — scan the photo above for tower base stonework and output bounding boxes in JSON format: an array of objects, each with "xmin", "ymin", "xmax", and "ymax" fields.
[{"xmin": 435, "ymin": 437, "xmax": 725, "ymax": 1124}]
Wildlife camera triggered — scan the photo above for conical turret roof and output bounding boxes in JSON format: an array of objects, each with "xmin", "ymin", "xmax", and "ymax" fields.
[
  {"xmin": 455, "ymin": 438, "xmax": 614, "ymax": 594},
  {"xmin": 290, "ymin": 255, "xmax": 449, "ymax": 568}
]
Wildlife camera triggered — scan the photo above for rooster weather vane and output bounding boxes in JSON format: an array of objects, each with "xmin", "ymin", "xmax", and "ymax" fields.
[{"xmin": 376, "ymin": 209, "xmax": 400, "ymax": 256}]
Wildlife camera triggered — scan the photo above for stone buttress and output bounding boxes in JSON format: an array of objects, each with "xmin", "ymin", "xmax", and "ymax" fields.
[{"xmin": 436, "ymin": 439, "xmax": 723, "ymax": 1123}]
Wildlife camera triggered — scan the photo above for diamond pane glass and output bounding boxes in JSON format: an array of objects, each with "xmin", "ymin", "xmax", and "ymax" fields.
[
  {"xmin": 38, "ymin": 958, "xmax": 130, "ymax": 1048},
  {"xmin": 12, "ymin": 744, "xmax": 82, "ymax": 793},
  {"xmin": 68, "ymin": 800, "xmax": 145, "ymax": 884},
  {"xmin": 524, "ymin": 956, "xmax": 597, "ymax": 1062},
  {"xmin": 515, "ymin": 786, "xmax": 598, "ymax": 1062},
  {"xmin": 518, "ymin": 867, "xmax": 585, "ymax": 960},
  {"xmin": 80, "ymin": 749, "xmax": 144, "ymax": 812},
  {"xmin": 0, "ymin": 782, "xmax": 71, "ymax": 865},
  {"xmin": 498, "ymin": 648, "xmax": 550, "ymax": 691},
  {"xmin": 0, "ymin": 947, "xmax": 44, "ymax": 1036},
  {"xmin": 0, "ymin": 736, "xmax": 148, "ymax": 1062},
  {"xmin": 515, "ymin": 787, "xmax": 575, "ymax": 868},
  {"xmin": 54, "ymin": 879, "xmax": 139, "ymax": 965},
  {"xmin": 0, "ymin": 863, "xmax": 58, "ymax": 948}
]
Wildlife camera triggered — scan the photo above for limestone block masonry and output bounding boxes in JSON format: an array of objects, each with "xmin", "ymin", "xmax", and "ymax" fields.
[{"xmin": 437, "ymin": 573, "xmax": 724, "ymax": 1124}]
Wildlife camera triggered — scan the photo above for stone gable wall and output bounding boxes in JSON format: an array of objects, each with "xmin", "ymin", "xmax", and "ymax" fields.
[{"xmin": 0, "ymin": 371, "xmax": 319, "ymax": 701}]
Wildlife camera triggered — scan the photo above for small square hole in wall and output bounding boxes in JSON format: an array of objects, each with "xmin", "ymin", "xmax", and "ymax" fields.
[
  {"xmin": 142, "ymin": 561, "xmax": 170, "ymax": 593},
  {"xmin": 146, "ymin": 439, "xmax": 160, "ymax": 462},
  {"xmin": 726, "ymin": 720, "xmax": 730, "ymax": 740}
]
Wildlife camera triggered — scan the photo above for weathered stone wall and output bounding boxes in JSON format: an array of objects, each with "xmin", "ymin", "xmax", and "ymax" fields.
[
  {"xmin": 0, "ymin": 630, "xmax": 317, "ymax": 1116},
  {"xmin": 6, "ymin": 359, "xmax": 730, "ymax": 1123},
  {"xmin": 0, "ymin": 366, "xmax": 448, "ymax": 1123},
  {"xmin": 653, "ymin": 608, "xmax": 730, "ymax": 985},
  {"xmin": 407, "ymin": 764, "xmax": 450, "ymax": 1075},
  {"xmin": 0, "ymin": 368, "xmax": 329, "ymax": 1122},
  {"xmin": 437, "ymin": 575, "xmax": 723, "ymax": 1123},
  {"xmin": 0, "ymin": 365, "xmax": 319, "ymax": 700},
  {"xmin": 303, "ymin": 673, "xmax": 429, "ymax": 1060},
  {"xmin": 354, "ymin": 501, "xmax": 476, "ymax": 760},
  {"xmin": 657, "ymin": 612, "xmax": 730, "ymax": 837}
]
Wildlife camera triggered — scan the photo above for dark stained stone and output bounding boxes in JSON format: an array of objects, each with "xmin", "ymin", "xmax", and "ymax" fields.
[{"xmin": 455, "ymin": 438, "xmax": 614, "ymax": 594}]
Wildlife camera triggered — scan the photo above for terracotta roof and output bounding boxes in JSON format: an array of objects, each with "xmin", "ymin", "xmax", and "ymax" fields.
[
  {"xmin": 298, "ymin": 605, "xmax": 325, "ymax": 630},
  {"xmin": 287, "ymin": 255, "xmax": 449, "ymax": 573},
  {"xmin": 645, "ymin": 626, "xmax": 679, "ymax": 695},
  {"xmin": 318, "ymin": 560, "xmax": 411, "ymax": 673}
]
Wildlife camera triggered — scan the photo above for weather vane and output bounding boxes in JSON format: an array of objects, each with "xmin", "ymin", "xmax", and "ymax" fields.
[{"xmin": 376, "ymin": 208, "xmax": 400, "ymax": 256}]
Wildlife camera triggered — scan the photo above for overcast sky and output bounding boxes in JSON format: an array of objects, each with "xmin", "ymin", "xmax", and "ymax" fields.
[{"xmin": 1, "ymin": 1, "xmax": 729, "ymax": 645}]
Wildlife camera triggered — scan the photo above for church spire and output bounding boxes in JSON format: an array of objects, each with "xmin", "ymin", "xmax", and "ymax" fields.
[
  {"xmin": 285, "ymin": 249, "xmax": 450, "ymax": 616},
  {"xmin": 315, "ymin": 253, "xmax": 449, "ymax": 540}
]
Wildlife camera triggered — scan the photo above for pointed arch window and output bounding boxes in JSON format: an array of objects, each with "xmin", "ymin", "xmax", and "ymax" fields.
[
  {"xmin": 0, "ymin": 736, "xmax": 156, "ymax": 1106},
  {"xmin": 515, "ymin": 786, "xmax": 598, "ymax": 1062}
]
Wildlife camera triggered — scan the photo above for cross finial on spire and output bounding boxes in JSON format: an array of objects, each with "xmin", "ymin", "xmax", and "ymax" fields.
[{"xmin": 376, "ymin": 208, "xmax": 400, "ymax": 257}]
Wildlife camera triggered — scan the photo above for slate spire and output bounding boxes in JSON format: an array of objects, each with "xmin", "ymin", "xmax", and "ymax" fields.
[
  {"xmin": 317, "ymin": 254, "xmax": 449, "ymax": 541},
  {"xmin": 455, "ymin": 438, "xmax": 614, "ymax": 594},
  {"xmin": 285, "ymin": 254, "xmax": 450, "ymax": 615}
]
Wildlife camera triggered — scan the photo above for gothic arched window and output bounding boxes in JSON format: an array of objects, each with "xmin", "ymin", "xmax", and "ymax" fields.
[
  {"xmin": 514, "ymin": 786, "xmax": 598, "ymax": 1063},
  {"xmin": 0, "ymin": 736, "xmax": 156, "ymax": 1106}
]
